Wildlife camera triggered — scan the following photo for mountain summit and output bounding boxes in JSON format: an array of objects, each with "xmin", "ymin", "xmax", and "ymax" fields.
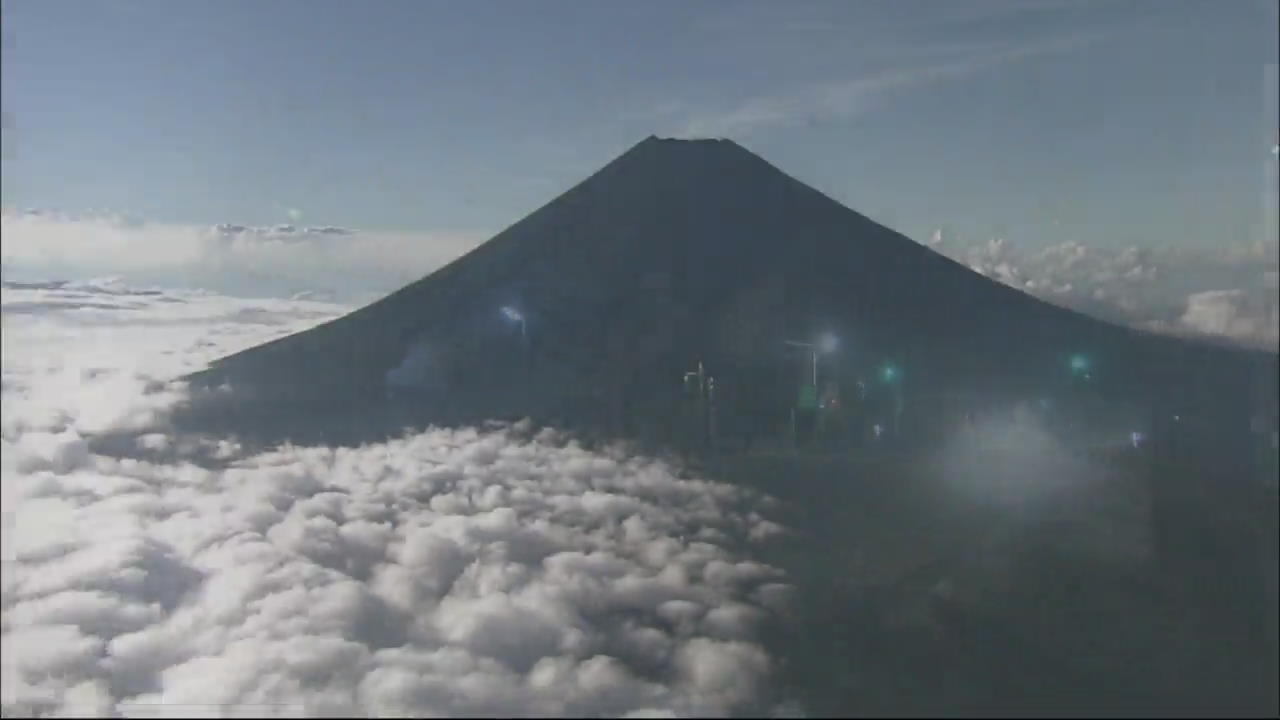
[{"xmin": 182, "ymin": 136, "xmax": 1275, "ymax": 451}]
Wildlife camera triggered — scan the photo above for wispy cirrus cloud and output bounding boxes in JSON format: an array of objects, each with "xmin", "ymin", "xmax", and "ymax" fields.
[
  {"xmin": 678, "ymin": 30, "xmax": 1106, "ymax": 138},
  {"xmin": 916, "ymin": 0, "xmax": 1102, "ymax": 29},
  {"xmin": 695, "ymin": 0, "xmax": 1096, "ymax": 37}
]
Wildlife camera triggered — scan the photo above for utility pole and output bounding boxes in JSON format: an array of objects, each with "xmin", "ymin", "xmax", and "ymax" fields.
[
  {"xmin": 683, "ymin": 361, "xmax": 716, "ymax": 454},
  {"xmin": 785, "ymin": 334, "xmax": 838, "ymax": 450},
  {"xmin": 706, "ymin": 375, "xmax": 718, "ymax": 453}
]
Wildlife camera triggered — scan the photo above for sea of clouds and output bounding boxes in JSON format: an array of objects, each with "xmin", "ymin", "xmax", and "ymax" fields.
[
  {"xmin": 3, "ymin": 208, "xmax": 1270, "ymax": 717},
  {"xmin": 0, "ymin": 211, "xmax": 482, "ymax": 305},
  {"xmin": 1, "ymin": 280, "xmax": 795, "ymax": 717}
]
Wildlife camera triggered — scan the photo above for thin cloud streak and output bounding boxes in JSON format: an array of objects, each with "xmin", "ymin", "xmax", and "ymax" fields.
[{"xmin": 679, "ymin": 30, "xmax": 1107, "ymax": 138}]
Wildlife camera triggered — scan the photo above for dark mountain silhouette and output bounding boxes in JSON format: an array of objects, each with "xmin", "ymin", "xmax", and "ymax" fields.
[
  {"xmin": 180, "ymin": 135, "xmax": 1274, "ymax": 454},
  {"xmin": 178, "ymin": 136, "xmax": 1278, "ymax": 715}
]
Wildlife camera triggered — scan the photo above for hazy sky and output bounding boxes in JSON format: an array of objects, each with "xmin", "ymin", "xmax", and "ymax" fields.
[{"xmin": 2, "ymin": 0, "xmax": 1277, "ymax": 250}]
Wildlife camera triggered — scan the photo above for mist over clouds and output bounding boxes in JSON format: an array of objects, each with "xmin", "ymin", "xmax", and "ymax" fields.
[
  {"xmin": 1, "ymin": 282, "xmax": 793, "ymax": 717},
  {"xmin": 0, "ymin": 211, "xmax": 483, "ymax": 303}
]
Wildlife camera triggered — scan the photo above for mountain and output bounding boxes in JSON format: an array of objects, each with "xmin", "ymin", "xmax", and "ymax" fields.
[
  {"xmin": 180, "ymin": 136, "xmax": 1276, "ymax": 455},
  {"xmin": 175, "ymin": 135, "xmax": 1277, "ymax": 715}
]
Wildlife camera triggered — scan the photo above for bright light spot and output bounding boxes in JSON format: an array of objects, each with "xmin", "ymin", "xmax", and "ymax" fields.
[
  {"xmin": 1069, "ymin": 354, "xmax": 1090, "ymax": 373},
  {"xmin": 500, "ymin": 306, "xmax": 524, "ymax": 322},
  {"xmin": 818, "ymin": 333, "xmax": 838, "ymax": 353},
  {"xmin": 873, "ymin": 423, "xmax": 884, "ymax": 439},
  {"xmin": 1130, "ymin": 431, "xmax": 1146, "ymax": 449},
  {"xmin": 882, "ymin": 365, "xmax": 898, "ymax": 382}
]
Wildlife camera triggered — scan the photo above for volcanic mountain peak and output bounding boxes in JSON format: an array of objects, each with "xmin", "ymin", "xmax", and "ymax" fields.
[
  {"xmin": 182, "ymin": 135, "xmax": 1275, "ymax": 450},
  {"xmin": 645, "ymin": 134, "xmax": 731, "ymax": 143},
  {"xmin": 598, "ymin": 134, "xmax": 780, "ymax": 182},
  {"xmin": 638, "ymin": 134, "xmax": 740, "ymax": 147}
]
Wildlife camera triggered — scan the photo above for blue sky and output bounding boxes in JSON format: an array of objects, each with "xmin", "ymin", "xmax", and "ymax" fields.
[{"xmin": 2, "ymin": 0, "xmax": 1277, "ymax": 250}]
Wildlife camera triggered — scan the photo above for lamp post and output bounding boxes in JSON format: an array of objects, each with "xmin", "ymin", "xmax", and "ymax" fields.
[
  {"xmin": 785, "ymin": 333, "xmax": 838, "ymax": 386},
  {"xmin": 683, "ymin": 361, "xmax": 716, "ymax": 452},
  {"xmin": 785, "ymin": 333, "xmax": 838, "ymax": 449}
]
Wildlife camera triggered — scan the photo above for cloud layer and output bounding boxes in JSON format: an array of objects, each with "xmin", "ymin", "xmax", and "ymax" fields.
[
  {"xmin": 4, "ymin": 209, "xmax": 1275, "ymax": 350},
  {"xmin": 1, "ymin": 211, "xmax": 483, "ymax": 303},
  {"xmin": 1, "ymin": 283, "xmax": 793, "ymax": 717},
  {"xmin": 930, "ymin": 232, "xmax": 1279, "ymax": 349}
]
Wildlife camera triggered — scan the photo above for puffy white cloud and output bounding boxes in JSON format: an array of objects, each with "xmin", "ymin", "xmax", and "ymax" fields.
[
  {"xmin": 1, "ymin": 284, "xmax": 793, "ymax": 717},
  {"xmin": 933, "ymin": 234, "xmax": 1279, "ymax": 350},
  {"xmin": 1, "ymin": 211, "xmax": 483, "ymax": 302},
  {"xmin": 1175, "ymin": 289, "xmax": 1280, "ymax": 346}
]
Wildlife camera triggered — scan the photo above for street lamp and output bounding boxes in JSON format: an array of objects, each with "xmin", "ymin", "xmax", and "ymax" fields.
[
  {"xmin": 682, "ymin": 361, "xmax": 715, "ymax": 452},
  {"xmin": 784, "ymin": 334, "xmax": 839, "ymax": 451},
  {"xmin": 785, "ymin": 334, "xmax": 839, "ymax": 386},
  {"xmin": 819, "ymin": 332, "xmax": 838, "ymax": 354}
]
